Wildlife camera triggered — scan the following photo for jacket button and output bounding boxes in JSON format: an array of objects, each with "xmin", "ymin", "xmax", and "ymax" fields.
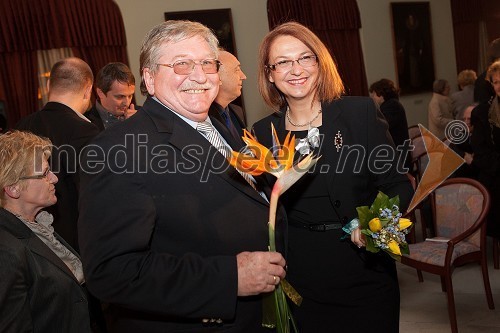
[{"xmin": 334, "ymin": 200, "xmax": 341, "ymax": 208}]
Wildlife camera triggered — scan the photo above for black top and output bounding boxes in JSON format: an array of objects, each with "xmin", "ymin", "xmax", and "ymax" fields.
[
  {"xmin": 474, "ymin": 71, "xmax": 495, "ymax": 104},
  {"xmin": 471, "ymin": 98, "xmax": 500, "ymax": 237},
  {"xmin": 380, "ymin": 98, "xmax": 411, "ymax": 170}
]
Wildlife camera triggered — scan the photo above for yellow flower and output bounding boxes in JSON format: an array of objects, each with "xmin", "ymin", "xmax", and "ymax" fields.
[
  {"xmin": 399, "ymin": 218, "xmax": 412, "ymax": 231},
  {"xmin": 368, "ymin": 218, "xmax": 382, "ymax": 232},
  {"xmin": 388, "ymin": 240, "xmax": 402, "ymax": 256}
]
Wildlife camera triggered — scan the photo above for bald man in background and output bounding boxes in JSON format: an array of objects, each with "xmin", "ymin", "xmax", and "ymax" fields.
[
  {"xmin": 16, "ymin": 57, "xmax": 99, "ymax": 250},
  {"xmin": 209, "ymin": 50, "xmax": 247, "ymax": 141}
]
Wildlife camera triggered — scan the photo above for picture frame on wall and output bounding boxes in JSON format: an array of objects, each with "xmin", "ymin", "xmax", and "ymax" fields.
[
  {"xmin": 164, "ymin": 8, "xmax": 242, "ymax": 106},
  {"xmin": 391, "ymin": 2, "xmax": 435, "ymax": 95},
  {"xmin": 164, "ymin": 8, "xmax": 237, "ymax": 56}
]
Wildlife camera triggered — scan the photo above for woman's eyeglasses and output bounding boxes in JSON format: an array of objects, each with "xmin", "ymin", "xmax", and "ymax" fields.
[
  {"xmin": 19, "ymin": 167, "xmax": 52, "ymax": 180},
  {"xmin": 158, "ymin": 59, "xmax": 221, "ymax": 75},
  {"xmin": 267, "ymin": 55, "xmax": 318, "ymax": 73}
]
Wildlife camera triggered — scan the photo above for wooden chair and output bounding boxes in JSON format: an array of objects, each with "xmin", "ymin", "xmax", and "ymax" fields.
[
  {"xmin": 401, "ymin": 177, "xmax": 495, "ymax": 333},
  {"xmin": 410, "ymin": 136, "xmax": 427, "ymax": 182},
  {"xmin": 408, "ymin": 125, "xmax": 421, "ymax": 139},
  {"xmin": 404, "ymin": 173, "xmax": 418, "ymax": 243},
  {"xmin": 494, "ymin": 238, "xmax": 499, "ymax": 269}
]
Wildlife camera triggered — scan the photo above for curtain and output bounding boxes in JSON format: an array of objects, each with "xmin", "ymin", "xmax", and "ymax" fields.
[
  {"xmin": 450, "ymin": 0, "xmax": 500, "ymax": 72},
  {"xmin": 267, "ymin": 0, "xmax": 368, "ymax": 96},
  {"xmin": 0, "ymin": 0, "xmax": 128, "ymax": 128},
  {"xmin": 0, "ymin": 52, "xmax": 38, "ymax": 127},
  {"xmin": 37, "ymin": 48, "xmax": 75, "ymax": 107}
]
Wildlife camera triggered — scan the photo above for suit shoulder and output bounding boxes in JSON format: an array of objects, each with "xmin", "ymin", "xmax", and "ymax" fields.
[
  {"xmin": 253, "ymin": 111, "xmax": 282, "ymax": 131},
  {"xmin": 332, "ymin": 96, "xmax": 377, "ymax": 118},
  {"xmin": 335, "ymin": 96, "xmax": 374, "ymax": 108}
]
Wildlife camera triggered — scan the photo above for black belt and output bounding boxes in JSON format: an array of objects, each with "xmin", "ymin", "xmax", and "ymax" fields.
[{"xmin": 289, "ymin": 220, "xmax": 343, "ymax": 232}]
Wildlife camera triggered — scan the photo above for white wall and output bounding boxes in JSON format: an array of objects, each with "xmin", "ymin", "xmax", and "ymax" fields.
[
  {"xmin": 114, "ymin": 0, "xmax": 458, "ymax": 128},
  {"xmin": 358, "ymin": 0, "xmax": 457, "ymax": 127}
]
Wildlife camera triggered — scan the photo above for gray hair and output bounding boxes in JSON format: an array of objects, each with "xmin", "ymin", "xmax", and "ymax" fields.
[
  {"xmin": 139, "ymin": 20, "xmax": 220, "ymax": 95},
  {"xmin": 433, "ymin": 79, "xmax": 449, "ymax": 94}
]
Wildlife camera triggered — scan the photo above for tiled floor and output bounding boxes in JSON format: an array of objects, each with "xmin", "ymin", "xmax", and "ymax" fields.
[{"xmin": 398, "ymin": 238, "xmax": 500, "ymax": 333}]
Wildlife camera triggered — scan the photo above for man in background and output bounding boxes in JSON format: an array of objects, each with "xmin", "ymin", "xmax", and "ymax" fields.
[
  {"xmin": 0, "ymin": 113, "xmax": 6, "ymax": 133},
  {"xmin": 16, "ymin": 57, "xmax": 99, "ymax": 250},
  {"xmin": 85, "ymin": 62, "xmax": 137, "ymax": 131},
  {"xmin": 208, "ymin": 49, "xmax": 247, "ymax": 141}
]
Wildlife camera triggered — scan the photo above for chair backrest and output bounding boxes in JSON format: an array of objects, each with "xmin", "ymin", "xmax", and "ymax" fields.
[
  {"xmin": 408, "ymin": 125, "xmax": 421, "ymax": 139},
  {"xmin": 411, "ymin": 136, "xmax": 426, "ymax": 161},
  {"xmin": 431, "ymin": 178, "xmax": 490, "ymax": 247},
  {"xmin": 410, "ymin": 136, "xmax": 427, "ymax": 181}
]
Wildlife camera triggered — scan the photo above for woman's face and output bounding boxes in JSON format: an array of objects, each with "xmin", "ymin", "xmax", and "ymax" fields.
[
  {"xmin": 19, "ymin": 158, "xmax": 58, "ymax": 212},
  {"xmin": 491, "ymin": 72, "xmax": 500, "ymax": 97},
  {"xmin": 267, "ymin": 35, "xmax": 319, "ymax": 103}
]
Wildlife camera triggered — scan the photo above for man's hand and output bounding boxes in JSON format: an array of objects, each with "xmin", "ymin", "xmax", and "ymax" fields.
[
  {"xmin": 464, "ymin": 152, "xmax": 473, "ymax": 165},
  {"xmin": 236, "ymin": 251, "xmax": 286, "ymax": 296},
  {"xmin": 124, "ymin": 103, "xmax": 138, "ymax": 119}
]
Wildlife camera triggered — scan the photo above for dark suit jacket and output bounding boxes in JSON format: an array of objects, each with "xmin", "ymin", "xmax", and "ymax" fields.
[
  {"xmin": 15, "ymin": 102, "xmax": 99, "ymax": 250},
  {"xmin": 0, "ymin": 208, "xmax": 91, "ymax": 332},
  {"xmin": 209, "ymin": 102, "xmax": 247, "ymax": 138},
  {"xmin": 78, "ymin": 97, "xmax": 285, "ymax": 332},
  {"xmin": 84, "ymin": 105, "xmax": 105, "ymax": 132}
]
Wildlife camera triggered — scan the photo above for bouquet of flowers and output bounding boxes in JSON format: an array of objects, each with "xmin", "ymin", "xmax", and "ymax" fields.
[
  {"xmin": 343, "ymin": 192, "xmax": 413, "ymax": 261},
  {"xmin": 229, "ymin": 124, "xmax": 319, "ymax": 333}
]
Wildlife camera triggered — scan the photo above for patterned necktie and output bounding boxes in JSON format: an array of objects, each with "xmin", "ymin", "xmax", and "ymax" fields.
[
  {"xmin": 220, "ymin": 108, "xmax": 241, "ymax": 141},
  {"xmin": 197, "ymin": 121, "xmax": 258, "ymax": 192}
]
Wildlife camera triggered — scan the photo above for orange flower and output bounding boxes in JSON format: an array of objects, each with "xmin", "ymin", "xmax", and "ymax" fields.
[
  {"xmin": 229, "ymin": 124, "xmax": 295, "ymax": 178},
  {"xmin": 228, "ymin": 123, "xmax": 317, "ymax": 333}
]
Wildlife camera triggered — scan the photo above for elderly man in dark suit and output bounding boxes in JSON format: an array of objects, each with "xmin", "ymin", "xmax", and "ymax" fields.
[
  {"xmin": 208, "ymin": 50, "xmax": 247, "ymax": 141},
  {"xmin": 78, "ymin": 20, "xmax": 286, "ymax": 333},
  {"xmin": 16, "ymin": 57, "xmax": 99, "ymax": 251}
]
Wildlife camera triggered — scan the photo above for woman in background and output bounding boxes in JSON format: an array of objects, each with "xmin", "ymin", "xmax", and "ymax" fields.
[
  {"xmin": 369, "ymin": 78, "xmax": 411, "ymax": 170},
  {"xmin": 428, "ymin": 79, "xmax": 453, "ymax": 140},
  {"xmin": 471, "ymin": 60, "xmax": 500, "ymax": 241},
  {"xmin": 0, "ymin": 131, "xmax": 91, "ymax": 332},
  {"xmin": 252, "ymin": 22, "xmax": 413, "ymax": 332}
]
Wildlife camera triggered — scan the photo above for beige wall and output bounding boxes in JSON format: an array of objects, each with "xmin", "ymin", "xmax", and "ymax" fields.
[{"xmin": 114, "ymin": 0, "xmax": 458, "ymax": 128}]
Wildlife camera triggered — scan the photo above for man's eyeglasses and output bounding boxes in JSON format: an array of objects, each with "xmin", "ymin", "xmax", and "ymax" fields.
[
  {"xmin": 19, "ymin": 167, "xmax": 52, "ymax": 181},
  {"xmin": 158, "ymin": 59, "xmax": 221, "ymax": 75},
  {"xmin": 267, "ymin": 55, "xmax": 318, "ymax": 73}
]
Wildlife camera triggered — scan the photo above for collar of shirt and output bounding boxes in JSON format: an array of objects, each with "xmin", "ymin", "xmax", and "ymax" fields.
[
  {"xmin": 96, "ymin": 101, "xmax": 122, "ymax": 129},
  {"xmin": 74, "ymin": 110, "xmax": 91, "ymax": 123},
  {"xmin": 152, "ymin": 96, "xmax": 215, "ymax": 130}
]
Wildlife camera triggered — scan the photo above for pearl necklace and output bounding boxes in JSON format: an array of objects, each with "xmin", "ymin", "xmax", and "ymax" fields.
[{"xmin": 286, "ymin": 107, "xmax": 322, "ymax": 127}]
